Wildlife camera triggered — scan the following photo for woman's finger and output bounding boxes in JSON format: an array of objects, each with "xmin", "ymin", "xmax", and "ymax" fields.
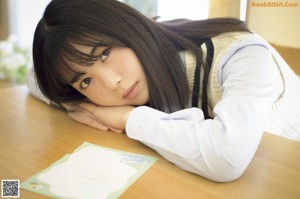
[
  {"xmin": 68, "ymin": 110, "xmax": 109, "ymax": 131},
  {"xmin": 108, "ymin": 126, "xmax": 124, "ymax": 134},
  {"xmin": 79, "ymin": 103, "xmax": 97, "ymax": 113}
]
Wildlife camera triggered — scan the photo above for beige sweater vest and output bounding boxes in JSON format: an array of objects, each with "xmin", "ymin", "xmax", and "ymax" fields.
[
  {"xmin": 184, "ymin": 32, "xmax": 300, "ymax": 140},
  {"xmin": 185, "ymin": 32, "xmax": 256, "ymax": 115}
]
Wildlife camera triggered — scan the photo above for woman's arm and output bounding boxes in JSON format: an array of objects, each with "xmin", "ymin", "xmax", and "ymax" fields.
[
  {"xmin": 126, "ymin": 45, "xmax": 279, "ymax": 182},
  {"xmin": 26, "ymin": 66, "xmax": 51, "ymax": 104}
]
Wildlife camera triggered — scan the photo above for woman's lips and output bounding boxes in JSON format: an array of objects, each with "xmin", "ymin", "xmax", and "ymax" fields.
[{"xmin": 122, "ymin": 82, "xmax": 139, "ymax": 99}]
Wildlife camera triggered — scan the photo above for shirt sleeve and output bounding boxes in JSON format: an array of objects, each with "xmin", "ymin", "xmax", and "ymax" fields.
[
  {"xmin": 26, "ymin": 66, "xmax": 51, "ymax": 104},
  {"xmin": 126, "ymin": 45, "xmax": 279, "ymax": 182}
]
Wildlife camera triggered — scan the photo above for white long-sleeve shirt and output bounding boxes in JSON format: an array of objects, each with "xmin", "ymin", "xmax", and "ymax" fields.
[{"xmin": 126, "ymin": 42, "xmax": 300, "ymax": 182}]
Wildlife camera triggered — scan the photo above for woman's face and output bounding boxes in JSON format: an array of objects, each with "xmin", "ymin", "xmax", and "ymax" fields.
[{"xmin": 69, "ymin": 46, "xmax": 149, "ymax": 106}]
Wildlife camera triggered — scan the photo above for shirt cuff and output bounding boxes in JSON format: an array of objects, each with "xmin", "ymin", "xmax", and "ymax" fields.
[{"xmin": 125, "ymin": 106, "xmax": 166, "ymax": 143}]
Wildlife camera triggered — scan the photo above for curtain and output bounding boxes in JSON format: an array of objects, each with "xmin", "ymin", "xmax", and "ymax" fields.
[
  {"xmin": 0, "ymin": 0, "xmax": 9, "ymax": 40},
  {"xmin": 209, "ymin": 0, "xmax": 241, "ymax": 19}
]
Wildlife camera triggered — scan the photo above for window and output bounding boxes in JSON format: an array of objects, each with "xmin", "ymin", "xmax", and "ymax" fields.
[
  {"xmin": 8, "ymin": 0, "xmax": 210, "ymax": 47},
  {"xmin": 120, "ymin": 0, "xmax": 209, "ymax": 21},
  {"xmin": 157, "ymin": 0, "xmax": 209, "ymax": 21}
]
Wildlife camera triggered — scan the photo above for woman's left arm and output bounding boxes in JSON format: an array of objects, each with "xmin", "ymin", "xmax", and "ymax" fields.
[{"xmin": 126, "ymin": 45, "xmax": 279, "ymax": 182}]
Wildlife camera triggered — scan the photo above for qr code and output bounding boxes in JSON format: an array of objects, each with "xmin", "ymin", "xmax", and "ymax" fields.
[{"xmin": 1, "ymin": 180, "xmax": 20, "ymax": 198}]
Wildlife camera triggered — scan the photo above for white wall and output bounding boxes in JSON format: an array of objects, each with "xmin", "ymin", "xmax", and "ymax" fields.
[
  {"xmin": 8, "ymin": 0, "xmax": 51, "ymax": 47},
  {"xmin": 247, "ymin": 0, "xmax": 300, "ymax": 48}
]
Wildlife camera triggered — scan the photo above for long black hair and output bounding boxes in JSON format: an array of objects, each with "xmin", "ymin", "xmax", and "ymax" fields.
[{"xmin": 33, "ymin": 0, "xmax": 249, "ymax": 117}]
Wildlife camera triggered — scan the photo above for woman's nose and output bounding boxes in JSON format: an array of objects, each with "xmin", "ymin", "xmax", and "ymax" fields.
[{"xmin": 96, "ymin": 67, "xmax": 122, "ymax": 89}]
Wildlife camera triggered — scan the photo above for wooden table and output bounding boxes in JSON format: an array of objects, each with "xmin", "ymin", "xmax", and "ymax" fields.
[{"xmin": 1, "ymin": 86, "xmax": 300, "ymax": 199}]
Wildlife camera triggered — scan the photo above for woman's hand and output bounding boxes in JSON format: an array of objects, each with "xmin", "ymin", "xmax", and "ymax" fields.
[
  {"xmin": 62, "ymin": 103, "xmax": 111, "ymax": 131},
  {"xmin": 79, "ymin": 103, "xmax": 135, "ymax": 133}
]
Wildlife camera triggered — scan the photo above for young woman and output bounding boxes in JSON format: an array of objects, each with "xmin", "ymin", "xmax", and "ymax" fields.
[{"xmin": 27, "ymin": 0, "xmax": 300, "ymax": 182}]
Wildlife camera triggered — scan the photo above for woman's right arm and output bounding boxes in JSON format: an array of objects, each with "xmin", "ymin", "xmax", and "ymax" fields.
[
  {"xmin": 125, "ymin": 45, "xmax": 279, "ymax": 182},
  {"xmin": 26, "ymin": 66, "xmax": 51, "ymax": 104}
]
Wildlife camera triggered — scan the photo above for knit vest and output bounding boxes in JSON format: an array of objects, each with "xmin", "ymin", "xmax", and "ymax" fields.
[
  {"xmin": 185, "ymin": 32, "xmax": 258, "ymax": 116},
  {"xmin": 184, "ymin": 31, "xmax": 300, "ymax": 140}
]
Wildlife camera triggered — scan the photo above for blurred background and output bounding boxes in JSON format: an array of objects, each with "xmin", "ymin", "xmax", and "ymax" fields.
[{"xmin": 0, "ymin": 0, "xmax": 299, "ymax": 88}]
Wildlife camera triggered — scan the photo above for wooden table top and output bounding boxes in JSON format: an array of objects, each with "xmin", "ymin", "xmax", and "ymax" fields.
[{"xmin": 1, "ymin": 86, "xmax": 300, "ymax": 199}]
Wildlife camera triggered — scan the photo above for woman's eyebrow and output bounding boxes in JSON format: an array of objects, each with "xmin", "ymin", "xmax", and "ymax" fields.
[
  {"xmin": 70, "ymin": 72, "xmax": 86, "ymax": 85},
  {"xmin": 90, "ymin": 46, "xmax": 98, "ymax": 56},
  {"xmin": 90, "ymin": 44, "xmax": 108, "ymax": 56}
]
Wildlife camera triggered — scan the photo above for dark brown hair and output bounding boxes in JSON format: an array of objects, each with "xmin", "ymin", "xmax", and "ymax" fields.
[{"xmin": 33, "ymin": 0, "xmax": 249, "ymax": 116}]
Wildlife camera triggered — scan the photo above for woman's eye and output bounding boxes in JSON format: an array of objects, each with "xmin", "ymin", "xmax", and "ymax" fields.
[
  {"xmin": 101, "ymin": 48, "xmax": 110, "ymax": 62},
  {"xmin": 80, "ymin": 77, "xmax": 92, "ymax": 89}
]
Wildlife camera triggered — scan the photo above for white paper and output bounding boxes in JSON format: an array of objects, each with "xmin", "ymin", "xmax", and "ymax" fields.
[{"xmin": 21, "ymin": 142, "xmax": 158, "ymax": 199}]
